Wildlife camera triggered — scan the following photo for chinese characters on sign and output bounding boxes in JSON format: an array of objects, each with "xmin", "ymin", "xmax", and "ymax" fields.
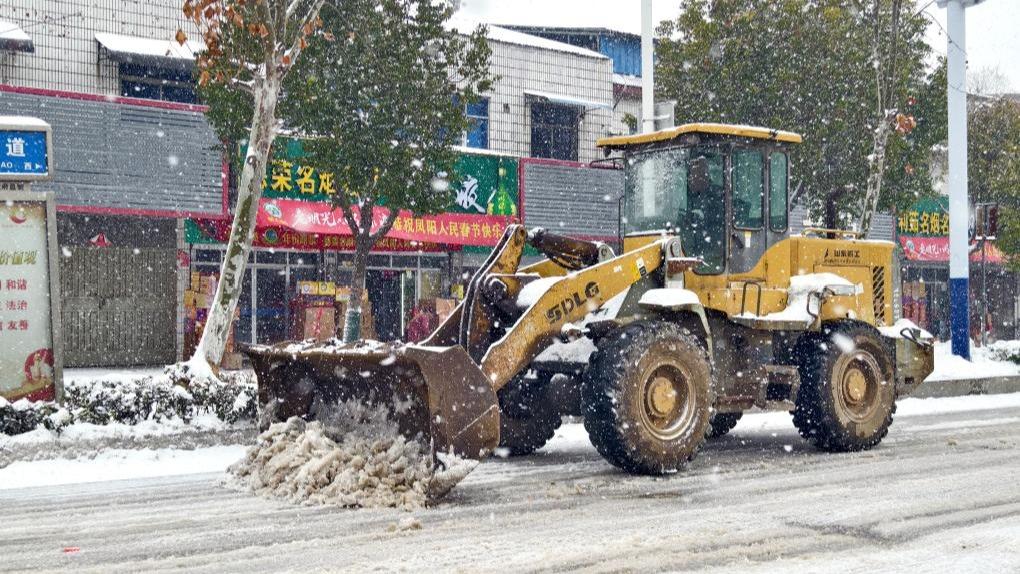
[
  {"xmin": 0, "ymin": 201, "xmax": 56, "ymax": 401},
  {"xmin": 0, "ymin": 130, "xmax": 49, "ymax": 177},
  {"xmin": 896, "ymin": 200, "xmax": 951, "ymax": 237},
  {"xmin": 898, "ymin": 197, "xmax": 1005, "ymax": 263}
]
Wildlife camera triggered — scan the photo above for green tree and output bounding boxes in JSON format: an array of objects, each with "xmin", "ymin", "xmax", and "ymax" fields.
[
  {"xmin": 656, "ymin": 0, "xmax": 937, "ymax": 229},
  {"xmin": 184, "ymin": 0, "xmax": 327, "ymax": 372},
  {"xmin": 970, "ymin": 98, "xmax": 1020, "ymax": 267},
  {"xmin": 282, "ymin": 0, "xmax": 493, "ymax": 341}
]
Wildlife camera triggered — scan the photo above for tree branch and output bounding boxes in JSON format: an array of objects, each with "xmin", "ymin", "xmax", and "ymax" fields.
[{"xmin": 369, "ymin": 208, "xmax": 399, "ymax": 243}]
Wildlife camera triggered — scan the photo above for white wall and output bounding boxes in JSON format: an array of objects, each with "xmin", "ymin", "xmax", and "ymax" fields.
[
  {"xmin": 1, "ymin": 0, "xmax": 200, "ymax": 94},
  {"xmin": 484, "ymin": 39, "xmax": 614, "ymax": 163}
]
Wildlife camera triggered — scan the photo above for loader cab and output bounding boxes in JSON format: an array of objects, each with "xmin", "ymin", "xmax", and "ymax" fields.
[{"xmin": 597, "ymin": 123, "xmax": 802, "ymax": 275}]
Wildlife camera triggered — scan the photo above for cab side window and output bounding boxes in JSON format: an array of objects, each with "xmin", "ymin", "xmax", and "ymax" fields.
[
  {"xmin": 769, "ymin": 152, "xmax": 789, "ymax": 231},
  {"xmin": 732, "ymin": 149, "xmax": 764, "ymax": 229}
]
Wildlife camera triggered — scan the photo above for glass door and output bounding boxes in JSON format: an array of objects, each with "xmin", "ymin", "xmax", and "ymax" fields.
[{"xmin": 255, "ymin": 267, "xmax": 288, "ymax": 344}]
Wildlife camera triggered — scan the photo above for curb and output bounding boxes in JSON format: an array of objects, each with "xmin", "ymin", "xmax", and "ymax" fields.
[{"xmin": 912, "ymin": 376, "xmax": 1020, "ymax": 399}]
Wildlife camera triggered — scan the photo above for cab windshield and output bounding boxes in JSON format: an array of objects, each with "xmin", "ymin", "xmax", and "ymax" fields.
[{"xmin": 624, "ymin": 147, "xmax": 725, "ymax": 274}]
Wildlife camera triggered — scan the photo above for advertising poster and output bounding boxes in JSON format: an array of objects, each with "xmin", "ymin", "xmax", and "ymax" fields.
[{"xmin": 0, "ymin": 200, "xmax": 56, "ymax": 401}]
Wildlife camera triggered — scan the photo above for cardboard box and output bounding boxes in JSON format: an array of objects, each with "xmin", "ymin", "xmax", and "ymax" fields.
[
  {"xmin": 200, "ymin": 275, "xmax": 218, "ymax": 295},
  {"xmin": 301, "ymin": 306, "xmax": 336, "ymax": 341},
  {"xmin": 190, "ymin": 271, "xmax": 201, "ymax": 291},
  {"xmin": 435, "ymin": 298, "xmax": 457, "ymax": 322}
]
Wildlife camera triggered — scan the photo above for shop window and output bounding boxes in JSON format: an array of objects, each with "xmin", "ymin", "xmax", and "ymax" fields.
[
  {"xmin": 193, "ymin": 249, "xmax": 222, "ymax": 263},
  {"xmin": 464, "ymin": 98, "xmax": 489, "ymax": 149},
  {"xmin": 119, "ymin": 63, "xmax": 197, "ymax": 104},
  {"xmin": 420, "ymin": 256, "xmax": 446, "ymax": 269},
  {"xmin": 369, "ymin": 255, "xmax": 392, "ymax": 268},
  {"xmin": 531, "ymin": 103, "xmax": 578, "ymax": 161},
  {"xmin": 256, "ymin": 250, "xmax": 287, "ymax": 264},
  {"xmin": 769, "ymin": 152, "xmax": 789, "ymax": 231},
  {"xmin": 732, "ymin": 149, "xmax": 764, "ymax": 229}
]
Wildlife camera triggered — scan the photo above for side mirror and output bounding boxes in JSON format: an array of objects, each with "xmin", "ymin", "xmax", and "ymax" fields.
[{"xmin": 688, "ymin": 156, "xmax": 710, "ymax": 195}]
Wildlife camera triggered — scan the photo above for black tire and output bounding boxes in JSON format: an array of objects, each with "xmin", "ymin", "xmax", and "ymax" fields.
[
  {"xmin": 497, "ymin": 372, "xmax": 563, "ymax": 456},
  {"xmin": 793, "ymin": 322, "xmax": 896, "ymax": 452},
  {"xmin": 706, "ymin": 412, "xmax": 742, "ymax": 438},
  {"xmin": 582, "ymin": 321, "xmax": 712, "ymax": 474}
]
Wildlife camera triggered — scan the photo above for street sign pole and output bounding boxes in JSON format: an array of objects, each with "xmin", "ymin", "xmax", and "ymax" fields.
[
  {"xmin": 641, "ymin": 0, "xmax": 654, "ymax": 134},
  {"xmin": 938, "ymin": 0, "xmax": 986, "ymax": 360}
]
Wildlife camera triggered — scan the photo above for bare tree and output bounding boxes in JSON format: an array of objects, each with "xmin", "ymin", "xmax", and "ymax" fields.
[
  {"xmin": 860, "ymin": 0, "xmax": 912, "ymax": 235},
  {"xmin": 180, "ymin": 0, "xmax": 327, "ymax": 375},
  {"xmin": 969, "ymin": 65, "xmax": 1010, "ymax": 97}
]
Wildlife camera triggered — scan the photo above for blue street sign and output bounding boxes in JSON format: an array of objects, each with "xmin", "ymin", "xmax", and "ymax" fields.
[{"xmin": 0, "ymin": 130, "xmax": 49, "ymax": 177}]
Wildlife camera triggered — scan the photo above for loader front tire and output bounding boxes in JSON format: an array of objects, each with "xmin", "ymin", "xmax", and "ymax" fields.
[
  {"xmin": 582, "ymin": 321, "xmax": 712, "ymax": 474},
  {"xmin": 793, "ymin": 322, "xmax": 896, "ymax": 452},
  {"xmin": 706, "ymin": 412, "xmax": 742, "ymax": 438},
  {"xmin": 497, "ymin": 372, "xmax": 562, "ymax": 456}
]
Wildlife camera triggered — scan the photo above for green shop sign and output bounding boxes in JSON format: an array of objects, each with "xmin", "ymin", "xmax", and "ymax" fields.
[
  {"xmin": 897, "ymin": 197, "xmax": 949, "ymax": 237},
  {"xmin": 244, "ymin": 138, "xmax": 519, "ymax": 216}
]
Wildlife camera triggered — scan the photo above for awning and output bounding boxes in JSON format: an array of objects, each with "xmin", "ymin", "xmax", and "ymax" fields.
[
  {"xmin": 523, "ymin": 89, "xmax": 613, "ymax": 111},
  {"xmin": 0, "ymin": 20, "xmax": 33, "ymax": 53},
  {"xmin": 95, "ymin": 32, "xmax": 205, "ymax": 69}
]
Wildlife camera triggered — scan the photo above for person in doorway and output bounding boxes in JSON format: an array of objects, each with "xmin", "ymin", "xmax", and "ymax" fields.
[{"xmin": 406, "ymin": 299, "xmax": 438, "ymax": 343}]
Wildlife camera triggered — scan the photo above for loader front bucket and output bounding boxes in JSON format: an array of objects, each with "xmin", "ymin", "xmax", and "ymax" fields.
[{"xmin": 244, "ymin": 341, "xmax": 500, "ymax": 465}]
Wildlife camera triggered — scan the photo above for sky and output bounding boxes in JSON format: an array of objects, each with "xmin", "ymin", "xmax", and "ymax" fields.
[{"xmin": 456, "ymin": 0, "xmax": 1020, "ymax": 93}]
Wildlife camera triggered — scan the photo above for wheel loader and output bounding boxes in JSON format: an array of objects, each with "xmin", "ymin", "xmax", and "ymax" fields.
[{"xmin": 245, "ymin": 122, "xmax": 935, "ymax": 495}]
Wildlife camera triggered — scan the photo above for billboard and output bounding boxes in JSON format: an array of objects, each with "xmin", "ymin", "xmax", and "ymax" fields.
[{"xmin": 0, "ymin": 193, "xmax": 63, "ymax": 401}]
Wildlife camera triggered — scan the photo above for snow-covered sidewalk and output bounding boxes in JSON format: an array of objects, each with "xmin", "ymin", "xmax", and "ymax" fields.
[
  {"xmin": 928, "ymin": 340, "xmax": 1020, "ymax": 382},
  {"xmin": 0, "ymin": 445, "xmax": 248, "ymax": 490}
]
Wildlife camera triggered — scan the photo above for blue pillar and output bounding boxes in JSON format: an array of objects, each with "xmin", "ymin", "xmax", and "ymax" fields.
[{"xmin": 949, "ymin": 277, "xmax": 970, "ymax": 360}]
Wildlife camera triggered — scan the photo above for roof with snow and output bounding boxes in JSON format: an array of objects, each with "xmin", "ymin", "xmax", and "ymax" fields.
[
  {"xmin": 448, "ymin": 19, "xmax": 608, "ymax": 60},
  {"xmin": 95, "ymin": 32, "xmax": 205, "ymax": 69},
  {"xmin": 0, "ymin": 20, "xmax": 33, "ymax": 53},
  {"xmin": 499, "ymin": 25, "xmax": 640, "ymax": 40}
]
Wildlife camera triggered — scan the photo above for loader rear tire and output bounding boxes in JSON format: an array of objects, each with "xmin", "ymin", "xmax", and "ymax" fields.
[
  {"xmin": 497, "ymin": 372, "xmax": 562, "ymax": 456},
  {"xmin": 793, "ymin": 322, "xmax": 896, "ymax": 452},
  {"xmin": 582, "ymin": 321, "xmax": 712, "ymax": 474},
  {"xmin": 706, "ymin": 412, "xmax": 742, "ymax": 438}
]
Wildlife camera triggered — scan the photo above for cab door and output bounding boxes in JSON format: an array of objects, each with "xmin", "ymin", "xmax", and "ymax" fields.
[{"xmin": 728, "ymin": 148, "xmax": 768, "ymax": 274}]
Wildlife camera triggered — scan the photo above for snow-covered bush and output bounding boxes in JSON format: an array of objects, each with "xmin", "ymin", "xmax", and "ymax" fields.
[
  {"xmin": 986, "ymin": 340, "xmax": 1020, "ymax": 365},
  {"xmin": 0, "ymin": 372, "xmax": 257, "ymax": 437}
]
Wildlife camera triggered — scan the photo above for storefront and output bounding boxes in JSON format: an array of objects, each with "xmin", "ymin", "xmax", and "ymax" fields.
[
  {"xmin": 183, "ymin": 144, "xmax": 521, "ymax": 361},
  {"xmin": 898, "ymin": 197, "xmax": 1016, "ymax": 342}
]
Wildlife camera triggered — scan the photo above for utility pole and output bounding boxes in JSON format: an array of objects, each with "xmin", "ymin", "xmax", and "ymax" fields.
[
  {"xmin": 641, "ymin": 0, "xmax": 655, "ymax": 134},
  {"xmin": 938, "ymin": 0, "xmax": 986, "ymax": 360}
]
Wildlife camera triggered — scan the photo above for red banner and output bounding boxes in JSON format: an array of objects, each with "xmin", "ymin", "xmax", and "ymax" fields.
[
  {"xmin": 258, "ymin": 198, "xmax": 513, "ymax": 247},
  {"xmin": 899, "ymin": 236, "xmax": 1005, "ymax": 264},
  {"xmin": 190, "ymin": 218, "xmax": 449, "ymax": 252}
]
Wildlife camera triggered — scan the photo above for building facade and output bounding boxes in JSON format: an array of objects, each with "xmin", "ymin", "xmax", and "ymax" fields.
[
  {"xmin": 503, "ymin": 26, "xmax": 650, "ymax": 137},
  {"xmin": 1, "ymin": 4, "xmax": 627, "ymax": 366}
]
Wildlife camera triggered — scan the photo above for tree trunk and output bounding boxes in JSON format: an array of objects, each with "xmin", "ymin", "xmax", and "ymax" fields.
[
  {"xmin": 342, "ymin": 237, "xmax": 372, "ymax": 343},
  {"xmin": 194, "ymin": 71, "xmax": 283, "ymax": 368},
  {"xmin": 860, "ymin": 116, "xmax": 893, "ymax": 235}
]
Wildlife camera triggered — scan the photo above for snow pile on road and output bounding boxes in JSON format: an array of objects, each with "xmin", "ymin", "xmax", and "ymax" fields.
[
  {"xmin": 226, "ymin": 402, "xmax": 476, "ymax": 510},
  {"xmin": 929, "ymin": 341, "xmax": 1020, "ymax": 382}
]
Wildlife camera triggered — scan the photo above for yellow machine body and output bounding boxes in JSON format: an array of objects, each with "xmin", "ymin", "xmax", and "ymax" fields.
[{"xmin": 245, "ymin": 122, "xmax": 935, "ymax": 496}]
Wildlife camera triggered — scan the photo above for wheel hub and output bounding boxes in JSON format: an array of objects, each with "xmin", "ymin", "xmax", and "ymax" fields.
[
  {"xmin": 845, "ymin": 369, "xmax": 868, "ymax": 404},
  {"xmin": 646, "ymin": 376, "xmax": 678, "ymax": 417}
]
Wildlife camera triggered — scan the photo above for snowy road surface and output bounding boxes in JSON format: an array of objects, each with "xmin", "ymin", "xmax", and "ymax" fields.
[{"xmin": 2, "ymin": 394, "xmax": 1019, "ymax": 573}]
